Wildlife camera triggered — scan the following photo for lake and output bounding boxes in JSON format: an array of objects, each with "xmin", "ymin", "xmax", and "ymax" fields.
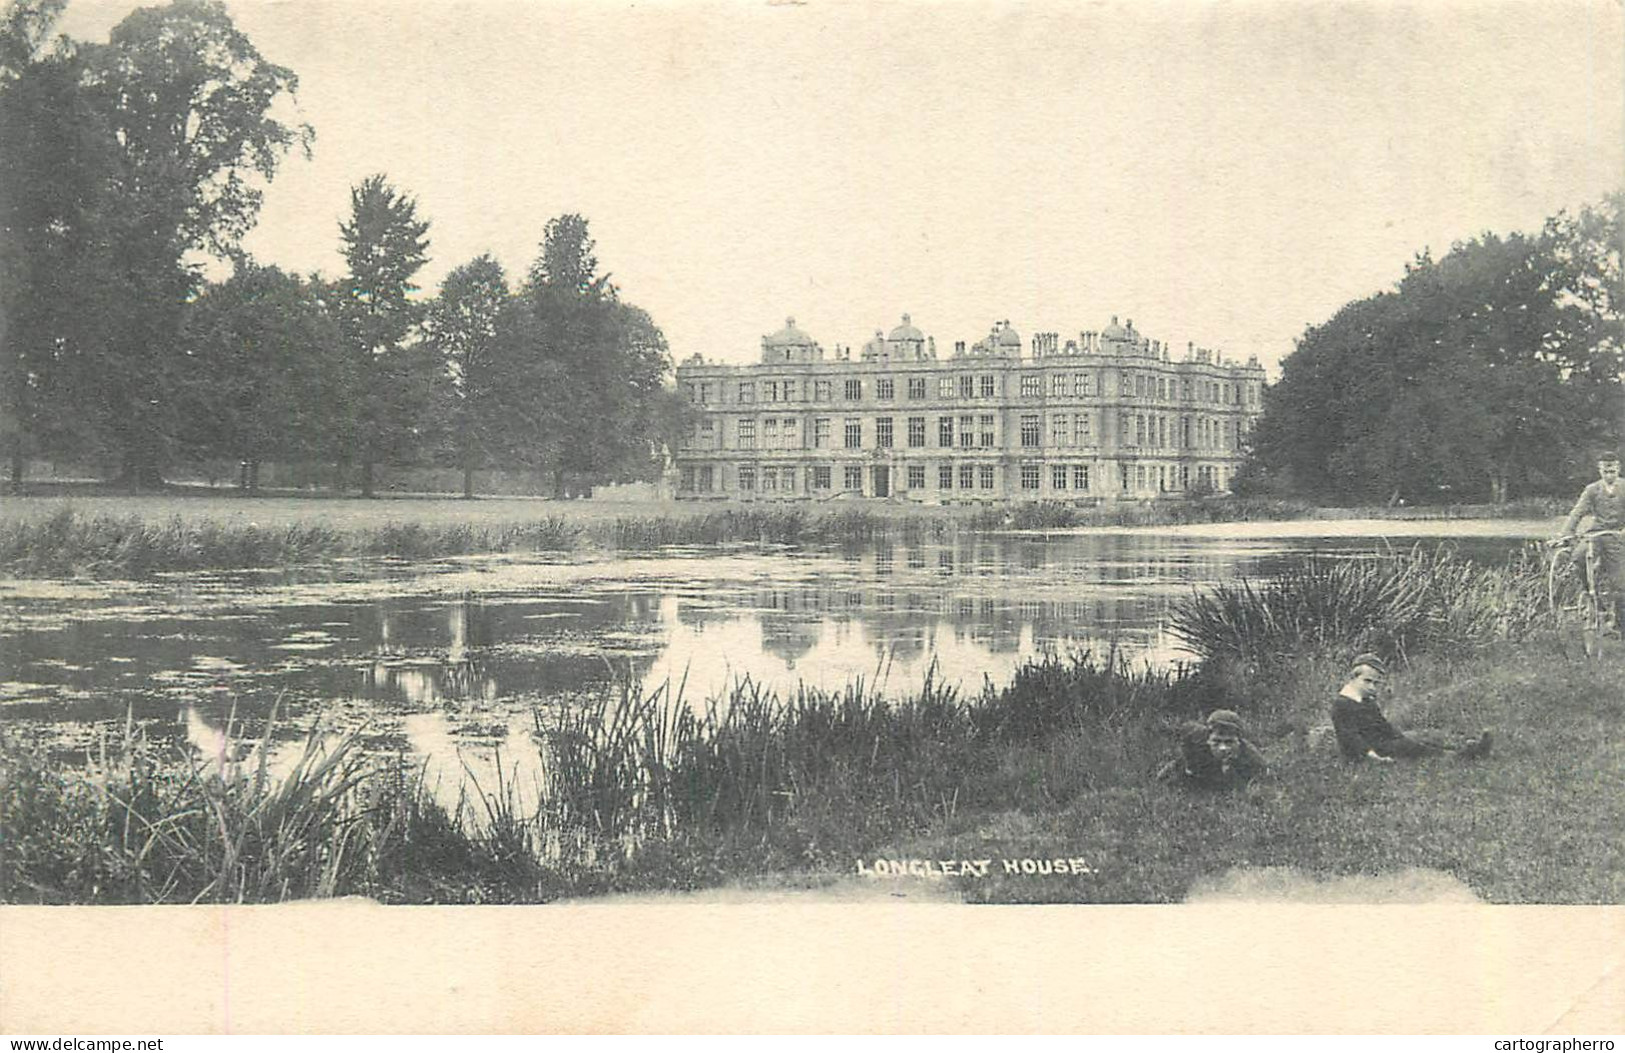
[{"xmin": 0, "ymin": 518, "xmax": 1552, "ymax": 803}]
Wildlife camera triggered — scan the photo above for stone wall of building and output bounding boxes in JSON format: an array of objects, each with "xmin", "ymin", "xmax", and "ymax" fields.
[{"xmin": 673, "ymin": 315, "xmax": 1264, "ymax": 504}]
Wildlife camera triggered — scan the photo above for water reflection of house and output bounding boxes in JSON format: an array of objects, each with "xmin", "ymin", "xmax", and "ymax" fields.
[
  {"xmin": 759, "ymin": 617, "xmax": 820, "ymax": 667},
  {"xmin": 876, "ymin": 625, "xmax": 928, "ymax": 664},
  {"xmin": 675, "ymin": 313, "xmax": 1263, "ymax": 503}
]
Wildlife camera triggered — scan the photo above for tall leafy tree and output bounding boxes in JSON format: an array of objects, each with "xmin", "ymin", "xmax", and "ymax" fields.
[
  {"xmin": 1544, "ymin": 192, "xmax": 1625, "ymax": 465},
  {"xmin": 424, "ymin": 254, "xmax": 510, "ymax": 498},
  {"xmin": 335, "ymin": 173, "xmax": 431, "ymax": 497},
  {"xmin": 71, "ymin": 0, "xmax": 312, "ymax": 487},
  {"xmin": 505, "ymin": 215, "xmax": 674, "ymax": 496},
  {"xmin": 1245, "ymin": 201, "xmax": 1623, "ymax": 504},
  {"xmin": 178, "ymin": 261, "xmax": 344, "ymax": 489},
  {"xmin": 0, "ymin": 0, "xmax": 109, "ymax": 487}
]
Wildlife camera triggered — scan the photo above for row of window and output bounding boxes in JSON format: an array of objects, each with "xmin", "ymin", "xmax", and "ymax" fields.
[
  {"xmin": 680, "ymin": 461, "xmax": 1229, "ymax": 495},
  {"xmin": 1117, "ymin": 413, "xmax": 1244, "ymax": 451},
  {"xmin": 686, "ymin": 462, "xmax": 1009, "ymax": 494},
  {"xmin": 729, "ymin": 375, "xmax": 999, "ymax": 404},
  {"xmin": 686, "ymin": 372, "xmax": 1256, "ymax": 407},
  {"xmin": 692, "ymin": 412, "xmax": 1243, "ymax": 452},
  {"xmin": 719, "ymin": 415, "xmax": 1005, "ymax": 451},
  {"xmin": 1115, "ymin": 463, "xmax": 1232, "ymax": 493},
  {"xmin": 1117, "ymin": 373, "xmax": 1252, "ymax": 406}
]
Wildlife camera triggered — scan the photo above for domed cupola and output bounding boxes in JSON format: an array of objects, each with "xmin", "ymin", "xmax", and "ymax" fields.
[
  {"xmin": 761, "ymin": 316, "xmax": 822, "ymax": 363},
  {"xmin": 884, "ymin": 313, "xmax": 927, "ymax": 360},
  {"xmin": 888, "ymin": 313, "xmax": 924, "ymax": 343}
]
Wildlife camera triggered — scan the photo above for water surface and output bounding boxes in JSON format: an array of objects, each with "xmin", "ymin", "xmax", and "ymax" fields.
[{"xmin": 0, "ymin": 519, "xmax": 1547, "ymax": 800}]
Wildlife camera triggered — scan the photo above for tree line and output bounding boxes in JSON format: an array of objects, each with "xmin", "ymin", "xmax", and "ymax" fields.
[
  {"xmin": 1240, "ymin": 194, "xmax": 1624, "ymax": 505},
  {"xmin": 1, "ymin": 0, "xmax": 683, "ymax": 497}
]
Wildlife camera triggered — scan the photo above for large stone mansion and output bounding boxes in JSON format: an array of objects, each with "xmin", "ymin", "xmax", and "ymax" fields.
[{"xmin": 673, "ymin": 314, "xmax": 1265, "ymax": 503}]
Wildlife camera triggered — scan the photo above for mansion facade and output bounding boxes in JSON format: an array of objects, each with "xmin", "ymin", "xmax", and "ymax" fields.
[{"xmin": 673, "ymin": 314, "xmax": 1265, "ymax": 503}]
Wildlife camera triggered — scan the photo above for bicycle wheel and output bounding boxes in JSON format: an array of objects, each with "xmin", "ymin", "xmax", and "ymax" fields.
[
  {"xmin": 1579, "ymin": 589, "xmax": 1602, "ymax": 659},
  {"xmin": 1548, "ymin": 547, "xmax": 1600, "ymax": 659}
]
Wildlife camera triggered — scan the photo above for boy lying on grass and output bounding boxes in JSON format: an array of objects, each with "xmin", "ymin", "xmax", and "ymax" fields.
[
  {"xmin": 1157, "ymin": 708, "xmax": 1269, "ymax": 789},
  {"xmin": 1332, "ymin": 652, "xmax": 1493, "ymax": 763}
]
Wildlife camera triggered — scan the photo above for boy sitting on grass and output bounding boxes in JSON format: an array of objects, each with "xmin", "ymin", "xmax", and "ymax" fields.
[
  {"xmin": 1157, "ymin": 709, "xmax": 1268, "ymax": 789},
  {"xmin": 1332, "ymin": 653, "xmax": 1493, "ymax": 763}
]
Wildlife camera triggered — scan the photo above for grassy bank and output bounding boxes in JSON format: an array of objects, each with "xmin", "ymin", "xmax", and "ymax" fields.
[
  {"xmin": 0, "ymin": 493, "xmax": 1564, "ymax": 578},
  {"xmin": 974, "ymin": 495, "xmax": 1565, "ymax": 531},
  {"xmin": 0, "ymin": 507, "xmax": 583, "ymax": 577},
  {"xmin": 5, "ymin": 546, "xmax": 1619, "ymax": 904}
]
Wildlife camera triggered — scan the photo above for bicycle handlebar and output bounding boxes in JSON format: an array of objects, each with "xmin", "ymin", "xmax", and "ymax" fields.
[{"xmin": 1548, "ymin": 527, "xmax": 1625, "ymax": 546}]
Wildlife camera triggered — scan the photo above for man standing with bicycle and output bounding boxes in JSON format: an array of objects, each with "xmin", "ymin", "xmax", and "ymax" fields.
[{"xmin": 1559, "ymin": 450, "xmax": 1625, "ymax": 635}]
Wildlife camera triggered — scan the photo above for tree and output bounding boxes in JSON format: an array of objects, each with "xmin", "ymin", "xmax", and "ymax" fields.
[
  {"xmin": 178, "ymin": 261, "xmax": 344, "ymax": 489},
  {"xmin": 334, "ymin": 173, "xmax": 431, "ymax": 497},
  {"xmin": 503, "ymin": 215, "xmax": 675, "ymax": 496},
  {"xmin": 424, "ymin": 254, "xmax": 510, "ymax": 498},
  {"xmin": 1244, "ymin": 202, "xmax": 1624, "ymax": 504},
  {"xmin": 604, "ymin": 301, "xmax": 680, "ymax": 482},
  {"xmin": 1544, "ymin": 192, "xmax": 1625, "ymax": 467},
  {"xmin": 0, "ymin": 0, "xmax": 66, "ymax": 74},
  {"xmin": 0, "ymin": 0, "xmax": 109, "ymax": 487},
  {"xmin": 64, "ymin": 0, "xmax": 311, "ymax": 487}
]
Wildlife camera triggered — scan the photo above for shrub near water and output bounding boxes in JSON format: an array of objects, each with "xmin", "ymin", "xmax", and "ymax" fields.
[{"xmin": 1168, "ymin": 544, "xmax": 1549, "ymax": 667}]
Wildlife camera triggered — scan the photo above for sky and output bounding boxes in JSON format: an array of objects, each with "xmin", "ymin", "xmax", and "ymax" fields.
[{"xmin": 55, "ymin": 0, "xmax": 1625, "ymax": 376}]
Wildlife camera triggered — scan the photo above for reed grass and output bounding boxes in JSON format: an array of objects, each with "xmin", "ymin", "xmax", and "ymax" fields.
[
  {"xmin": 1, "ymin": 493, "xmax": 1558, "ymax": 578},
  {"xmin": 2, "ymin": 707, "xmax": 370, "ymax": 903},
  {"xmin": 0, "ymin": 508, "xmax": 579, "ymax": 577},
  {"xmin": 1166, "ymin": 543, "xmax": 1551, "ymax": 668},
  {"xmin": 604, "ymin": 507, "xmax": 945, "ymax": 549}
]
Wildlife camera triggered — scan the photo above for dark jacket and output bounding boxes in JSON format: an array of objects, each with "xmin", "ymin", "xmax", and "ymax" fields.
[
  {"xmin": 1331, "ymin": 692, "xmax": 1414, "ymax": 760},
  {"xmin": 1160, "ymin": 722, "xmax": 1268, "ymax": 788}
]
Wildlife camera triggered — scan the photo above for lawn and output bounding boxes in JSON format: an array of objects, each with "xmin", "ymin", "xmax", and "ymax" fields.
[
  {"xmin": 923, "ymin": 645, "xmax": 1625, "ymax": 903},
  {"xmin": 0, "ymin": 491, "xmax": 691, "ymax": 531}
]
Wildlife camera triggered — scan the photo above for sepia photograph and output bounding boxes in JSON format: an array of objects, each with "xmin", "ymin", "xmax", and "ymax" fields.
[{"xmin": 1, "ymin": 0, "xmax": 1622, "ymax": 1035}]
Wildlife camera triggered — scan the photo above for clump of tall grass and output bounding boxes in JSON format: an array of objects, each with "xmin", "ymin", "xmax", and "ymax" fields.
[
  {"xmin": 356, "ymin": 516, "xmax": 578, "ymax": 559},
  {"xmin": 0, "ymin": 508, "xmax": 579, "ymax": 577},
  {"xmin": 608, "ymin": 508, "xmax": 894, "ymax": 549},
  {"xmin": 517, "ymin": 651, "xmax": 1216, "ymax": 872},
  {"xmin": 970, "ymin": 650, "xmax": 1218, "ymax": 741},
  {"xmin": 1168, "ymin": 543, "xmax": 1550, "ymax": 668},
  {"xmin": 2, "ymin": 708, "xmax": 373, "ymax": 902},
  {"xmin": 527, "ymin": 672, "xmax": 979, "ymax": 866},
  {"xmin": 0, "ymin": 708, "xmax": 587, "ymax": 904}
]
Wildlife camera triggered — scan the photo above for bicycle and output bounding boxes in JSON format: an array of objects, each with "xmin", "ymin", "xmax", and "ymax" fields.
[{"xmin": 1544, "ymin": 527, "xmax": 1624, "ymax": 658}]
